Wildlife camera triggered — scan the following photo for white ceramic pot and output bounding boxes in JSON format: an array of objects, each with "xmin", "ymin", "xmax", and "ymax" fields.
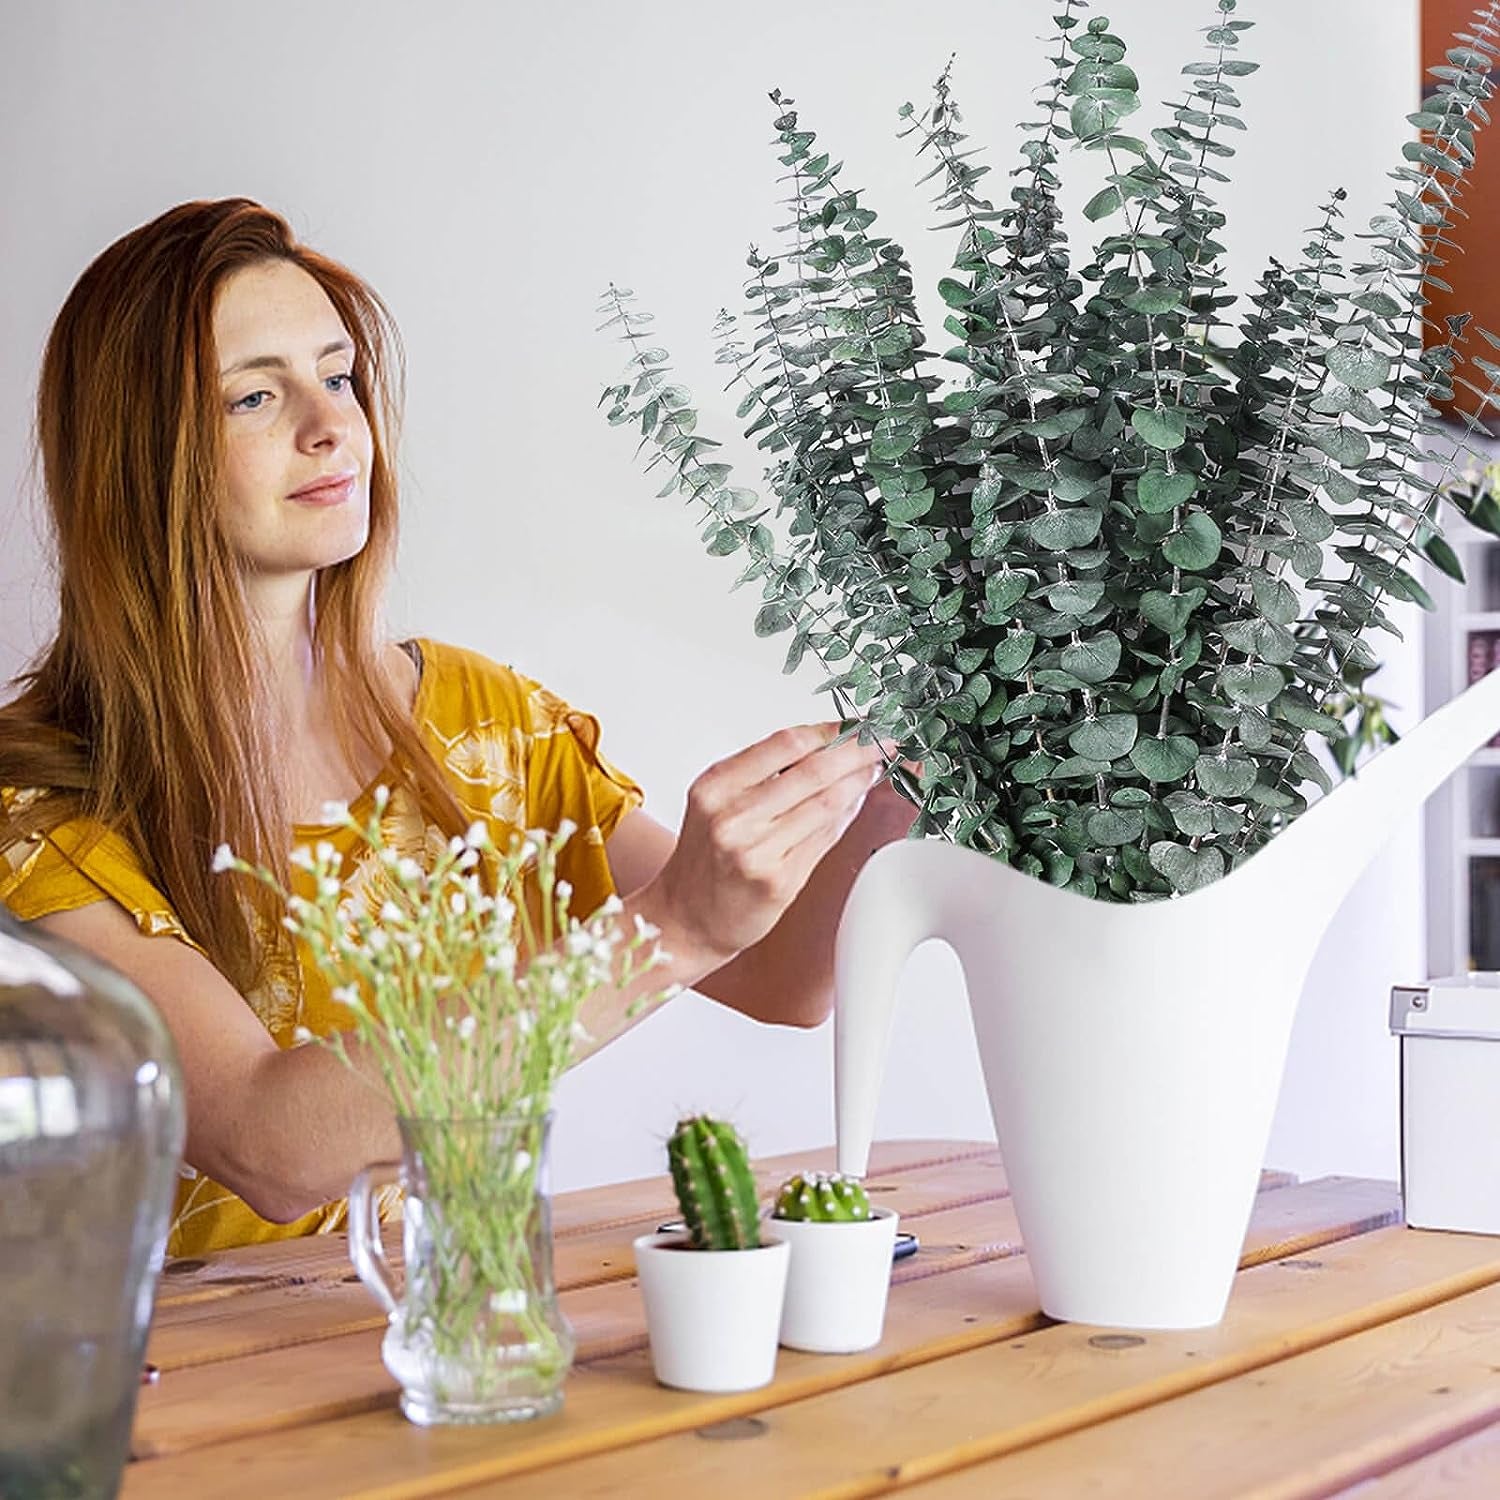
[
  {"xmin": 632, "ymin": 1232, "xmax": 790, "ymax": 1391},
  {"xmin": 774, "ymin": 1207, "xmax": 899, "ymax": 1353},
  {"xmin": 834, "ymin": 666, "xmax": 1500, "ymax": 1330}
]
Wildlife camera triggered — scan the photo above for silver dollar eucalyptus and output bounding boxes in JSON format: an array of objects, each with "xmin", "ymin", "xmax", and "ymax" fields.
[{"xmin": 600, "ymin": 0, "xmax": 1500, "ymax": 900}]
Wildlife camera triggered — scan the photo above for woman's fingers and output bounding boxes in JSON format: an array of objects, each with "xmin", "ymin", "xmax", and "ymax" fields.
[
  {"xmin": 763, "ymin": 757, "xmax": 882, "ymax": 863},
  {"xmin": 716, "ymin": 723, "xmax": 842, "ymax": 789},
  {"xmin": 736, "ymin": 733, "xmax": 890, "ymax": 825}
]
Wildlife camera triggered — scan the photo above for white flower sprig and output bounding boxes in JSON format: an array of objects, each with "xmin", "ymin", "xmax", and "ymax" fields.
[{"xmin": 213, "ymin": 793, "xmax": 674, "ymax": 1123}]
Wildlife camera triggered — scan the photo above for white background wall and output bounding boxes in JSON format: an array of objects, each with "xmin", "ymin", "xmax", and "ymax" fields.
[{"xmin": 0, "ymin": 1, "xmax": 1424, "ymax": 1192}]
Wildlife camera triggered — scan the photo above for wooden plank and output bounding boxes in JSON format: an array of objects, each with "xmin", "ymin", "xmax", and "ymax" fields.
[
  {"xmin": 450, "ymin": 1222, "xmax": 1500, "ymax": 1500},
  {"xmin": 150, "ymin": 1139, "xmax": 1000, "ymax": 1310},
  {"xmin": 1334, "ymin": 1417, "xmax": 1500, "ymax": 1499},
  {"xmin": 134, "ymin": 1196, "xmax": 1029, "ymax": 1450},
  {"xmin": 144, "ymin": 1152, "xmax": 1018, "ymax": 1372},
  {"xmin": 904, "ymin": 1274, "xmax": 1500, "ymax": 1499},
  {"xmin": 121, "ymin": 1176, "xmax": 1382, "ymax": 1493}
]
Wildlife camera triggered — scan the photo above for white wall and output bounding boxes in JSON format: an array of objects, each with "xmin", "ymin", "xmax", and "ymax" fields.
[{"xmin": 0, "ymin": 1, "xmax": 1422, "ymax": 1191}]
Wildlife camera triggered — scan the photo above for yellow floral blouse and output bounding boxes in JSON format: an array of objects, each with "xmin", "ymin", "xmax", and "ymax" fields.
[{"xmin": 0, "ymin": 638, "xmax": 644, "ymax": 1258}]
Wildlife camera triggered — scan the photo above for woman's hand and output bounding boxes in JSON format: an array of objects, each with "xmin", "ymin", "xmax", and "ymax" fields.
[{"xmin": 638, "ymin": 723, "xmax": 891, "ymax": 969}]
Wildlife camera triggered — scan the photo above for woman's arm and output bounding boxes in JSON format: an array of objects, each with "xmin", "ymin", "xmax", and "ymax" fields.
[
  {"xmin": 31, "ymin": 881, "xmax": 733, "ymax": 1223},
  {"xmin": 606, "ymin": 734, "xmax": 917, "ymax": 1029},
  {"xmin": 30, "ymin": 722, "xmax": 885, "ymax": 1221}
]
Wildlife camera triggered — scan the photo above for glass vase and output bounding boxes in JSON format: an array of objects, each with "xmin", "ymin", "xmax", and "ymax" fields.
[
  {"xmin": 0, "ymin": 905, "xmax": 185, "ymax": 1499},
  {"xmin": 349, "ymin": 1111, "xmax": 574, "ymax": 1426}
]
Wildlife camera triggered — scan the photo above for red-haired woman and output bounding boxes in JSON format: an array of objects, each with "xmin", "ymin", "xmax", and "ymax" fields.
[{"xmin": 0, "ymin": 199, "xmax": 914, "ymax": 1258}]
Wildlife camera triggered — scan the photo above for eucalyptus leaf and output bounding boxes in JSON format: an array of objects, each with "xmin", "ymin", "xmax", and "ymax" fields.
[
  {"xmin": 1060, "ymin": 631, "xmax": 1123, "ymax": 684},
  {"xmin": 1069, "ymin": 714, "xmax": 1139, "ymax": 761},
  {"xmin": 1137, "ymin": 469, "xmax": 1198, "ymax": 514},
  {"xmin": 1326, "ymin": 345, "xmax": 1392, "ymax": 392},
  {"xmin": 1149, "ymin": 841, "xmax": 1225, "ymax": 894},
  {"xmin": 1088, "ymin": 808, "xmax": 1146, "ymax": 846},
  {"xmin": 1130, "ymin": 734, "xmax": 1199, "ymax": 783},
  {"xmin": 1194, "ymin": 753, "xmax": 1257, "ymax": 799},
  {"xmin": 1131, "ymin": 407, "xmax": 1189, "ymax": 452},
  {"xmin": 1162, "ymin": 512, "xmax": 1222, "ymax": 571}
]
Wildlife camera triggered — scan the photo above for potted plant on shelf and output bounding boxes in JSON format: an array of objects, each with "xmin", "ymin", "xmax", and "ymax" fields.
[
  {"xmin": 633, "ymin": 1116, "xmax": 790, "ymax": 1392},
  {"xmin": 599, "ymin": 0, "xmax": 1500, "ymax": 1329},
  {"xmin": 217, "ymin": 801, "xmax": 670, "ymax": 1425},
  {"xmin": 771, "ymin": 1171, "xmax": 898, "ymax": 1353}
]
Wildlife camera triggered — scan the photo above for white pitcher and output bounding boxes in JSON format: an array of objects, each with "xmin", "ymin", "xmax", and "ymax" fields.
[{"xmin": 834, "ymin": 666, "xmax": 1500, "ymax": 1329}]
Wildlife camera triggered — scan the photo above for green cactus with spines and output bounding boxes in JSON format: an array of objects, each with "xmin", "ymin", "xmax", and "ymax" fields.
[
  {"xmin": 772, "ymin": 1171, "xmax": 872, "ymax": 1223},
  {"xmin": 666, "ymin": 1115, "xmax": 761, "ymax": 1250}
]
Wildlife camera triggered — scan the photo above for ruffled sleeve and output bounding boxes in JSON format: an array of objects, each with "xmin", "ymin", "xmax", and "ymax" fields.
[{"xmin": 1, "ymin": 803, "xmax": 205, "ymax": 956}]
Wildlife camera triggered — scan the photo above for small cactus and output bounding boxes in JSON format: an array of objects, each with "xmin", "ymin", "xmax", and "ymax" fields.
[
  {"xmin": 772, "ymin": 1171, "xmax": 872, "ymax": 1223},
  {"xmin": 667, "ymin": 1116, "xmax": 761, "ymax": 1250}
]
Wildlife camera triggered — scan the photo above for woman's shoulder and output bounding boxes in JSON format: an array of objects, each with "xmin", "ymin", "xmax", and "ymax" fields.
[{"xmin": 404, "ymin": 638, "xmax": 556, "ymax": 738}]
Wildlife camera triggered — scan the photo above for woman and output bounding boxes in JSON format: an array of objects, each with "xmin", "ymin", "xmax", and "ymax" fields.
[{"xmin": 0, "ymin": 199, "xmax": 914, "ymax": 1258}]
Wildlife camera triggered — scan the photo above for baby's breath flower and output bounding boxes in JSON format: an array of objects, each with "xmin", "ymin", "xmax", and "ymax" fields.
[
  {"xmin": 211, "ymin": 843, "xmax": 236, "ymax": 874},
  {"xmin": 598, "ymin": 893, "xmax": 624, "ymax": 918},
  {"xmin": 319, "ymin": 801, "xmax": 350, "ymax": 825},
  {"xmin": 212, "ymin": 808, "xmax": 675, "ymax": 1132},
  {"xmin": 292, "ymin": 1026, "xmax": 314, "ymax": 1045},
  {"xmin": 555, "ymin": 818, "xmax": 577, "ymax": 844},
  {"xmin": 633, "ymin": 913, "xmax": 661, "ymax": 942},
  {"xmin": 373, "ymin": 784, "xmax": 391, "ymax": 812}
]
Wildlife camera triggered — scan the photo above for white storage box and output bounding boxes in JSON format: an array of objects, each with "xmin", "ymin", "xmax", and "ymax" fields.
[{"xmin": 1390, "ymin": 974, "xmax": 1500, "ymax": 1235}]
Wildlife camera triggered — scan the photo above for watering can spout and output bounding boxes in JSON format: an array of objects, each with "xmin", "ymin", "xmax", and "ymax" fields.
[{"xmin": 1225, "ymin": 665, "xmax": 1500, "ymax": 933}]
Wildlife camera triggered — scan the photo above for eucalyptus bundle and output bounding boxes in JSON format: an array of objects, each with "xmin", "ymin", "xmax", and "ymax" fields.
[{"xmin": 601, "ymin": 0, "xmax": 1500, "ymax": 900}]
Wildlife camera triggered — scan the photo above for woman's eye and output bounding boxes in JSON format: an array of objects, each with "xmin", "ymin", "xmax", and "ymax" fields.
[
  {"xmin": 229, "ymin": 390, "xmax": 270, "ymax": 413},
  {"xmin": 326, "ymin": 372, "xmax": 355, "ymax": 394}
]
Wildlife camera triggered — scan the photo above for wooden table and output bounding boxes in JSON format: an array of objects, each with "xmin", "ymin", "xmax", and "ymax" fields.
[{"xmin": 123, "ymin": 1140, "xmax": 1500, "ymax": 1498}]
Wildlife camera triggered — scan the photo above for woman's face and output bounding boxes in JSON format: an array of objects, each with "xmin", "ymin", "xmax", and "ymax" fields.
[{"xmin": 213, "ymin": 259, "xmax": 374, "ymax": 580}]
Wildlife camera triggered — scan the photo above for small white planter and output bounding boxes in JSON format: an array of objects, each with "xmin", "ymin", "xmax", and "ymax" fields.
[
  {"xmin": 774, "ymin": 1207, "xmax": 899, "ymax": 1353},
  {"xmin": 632, "ymin": 1232, "xmax": 790, "ymax": 1392}
]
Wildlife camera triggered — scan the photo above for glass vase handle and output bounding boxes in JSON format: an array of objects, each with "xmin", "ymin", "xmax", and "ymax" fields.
[{"xmin": 349, "ymin": 1161, "xmax": 402, "ymax": 1315}]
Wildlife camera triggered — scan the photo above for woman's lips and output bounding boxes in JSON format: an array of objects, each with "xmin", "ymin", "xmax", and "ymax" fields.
[{"xmin": 287, "ymin": 474, "xmax": 356, "ymax": 505}]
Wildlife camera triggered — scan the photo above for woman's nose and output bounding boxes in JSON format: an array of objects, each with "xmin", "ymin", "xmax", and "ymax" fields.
[{"xmin": 298, "ymin": 383, "xmax": 350, "ymax": 450}]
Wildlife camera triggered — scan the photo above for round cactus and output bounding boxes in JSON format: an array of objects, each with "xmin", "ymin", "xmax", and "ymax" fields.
[
  {"xmin": 772, "ymin": 1170, "xmax": 872, "ymax": 1223},
  {"xmin": 667, "ymin": 1116, "xmax": 761, "ymax": 1250}
]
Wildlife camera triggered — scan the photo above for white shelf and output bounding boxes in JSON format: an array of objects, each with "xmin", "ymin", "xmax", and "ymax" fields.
[{"xmin": 1428, "ymin": 513, "xmax": 1500, "ymax": 973}]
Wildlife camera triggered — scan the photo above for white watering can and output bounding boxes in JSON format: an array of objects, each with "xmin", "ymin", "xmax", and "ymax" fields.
[{"xmin": 835, "ymin": 666, "xmax": 1500, "ymax": 1328}]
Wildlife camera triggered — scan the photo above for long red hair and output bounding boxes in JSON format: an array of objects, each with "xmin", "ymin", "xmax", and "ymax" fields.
[{"xmin": 0, "ymin": 198, "xmax": 465, "ymax": 990}]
